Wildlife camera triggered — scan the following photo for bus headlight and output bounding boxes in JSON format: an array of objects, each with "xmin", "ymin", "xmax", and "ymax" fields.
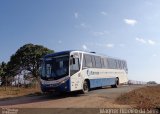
[{"xmin": 61, "ymin": 80, "xmax": 65, "ymax": 84}]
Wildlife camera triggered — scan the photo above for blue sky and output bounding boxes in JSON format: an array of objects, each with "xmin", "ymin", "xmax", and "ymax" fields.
[{"xmin": 0, "ymin": 0, "xmax": 160, "ymax": 83}]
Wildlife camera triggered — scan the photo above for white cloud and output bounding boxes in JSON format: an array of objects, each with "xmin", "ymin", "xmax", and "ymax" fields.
[
  {"xmin": 106, "ymin": 44, "xmax": 114, "ymax": 48},
  {"xmin": 93, "ymin": 31, "xmax": 104, "ymax": 36},
  {"xmin": 82, "ymin": 45, "xmax": 87, "ymax": 50},
  {"xmin": 80, "ymin": 23, "xmax": 86, "ymax": 28},
  {"xmin": 86, "ymin": 42, "xmax": 115, "ymax": 49},
  {"xmin": 136, "ymin": 37, "xmax": 146, "ymax": 44},
  {"xmin": 100, "ymin": 11, "xmax": 107, "ymax": 16},
  {"xmin": 148, "ymin": 40, "xmax": 155, "ymax": 45},
  {"xmin": 124, "ymin": 19, "xmax": 137, "ymax": 26},
  {"xmin": 58, "ymin": 40, "xmax": 62, "ymax": 44},
  {"xmin": 92, "ymin": 30, "xmax": 109, "ymax": 36},
  {"xmin": 74, "ymin": 22, "xmax": 90, "ymax": 29},
  {"xmin": 136, "ymin": 37, "xmax": 156, "ymax": 45},
  {"xmin": 82, "ymin": 44, "xmax": 90, "ymax": 51},
  {"xmin": 74, "ymin": 12, "xmax": 79, "ymax": 19}
]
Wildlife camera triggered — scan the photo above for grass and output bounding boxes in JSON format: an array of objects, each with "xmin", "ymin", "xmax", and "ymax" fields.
[
  {"xmin": 0, "ymin": 86, "xmax": 41, "ymax": 99},
  {"xmin": 116, "ymin": 85, "xmax": 160, "ymax": 109}
]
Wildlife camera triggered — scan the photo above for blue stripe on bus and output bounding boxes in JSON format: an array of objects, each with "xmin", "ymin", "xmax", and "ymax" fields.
[
  {"xmin": 41, "ymin": 79, "xmax": 70, "ymax": 92},
  {"xmin": 89, "ymin": 78, "xmax": 116, "ymax": 88}
]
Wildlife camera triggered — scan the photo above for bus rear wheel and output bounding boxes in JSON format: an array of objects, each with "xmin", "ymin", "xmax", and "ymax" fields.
[
  {"xmin": 111, "ymin": 78, "xmax": 119, "ymax": 88},
  {"xmin": 81, "ymin": 80, "xmax": 89, "ymax": 94}
]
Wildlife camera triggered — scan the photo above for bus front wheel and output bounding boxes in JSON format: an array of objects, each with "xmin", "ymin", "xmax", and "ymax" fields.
[{"xmin": 81, "ymin": 80, "xmax": 89, "ymax": 94}]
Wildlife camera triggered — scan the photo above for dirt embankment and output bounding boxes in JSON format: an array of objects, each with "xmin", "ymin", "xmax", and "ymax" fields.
[{"xmin": 116, "ymin": 85, "xmax": 160, "ymax": 109}]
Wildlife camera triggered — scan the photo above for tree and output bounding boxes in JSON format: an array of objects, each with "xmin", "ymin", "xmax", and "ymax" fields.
[
  {"xmin": 0, "ymin": 62, "xmax": 6, "ymax": 75},
  {"xmin": 0, "ymin": 62, "xmax": 8, "ymax": 86},
  {"xmin": 7, "ymin": 43, "xmax": 54, "ymax": 79}
]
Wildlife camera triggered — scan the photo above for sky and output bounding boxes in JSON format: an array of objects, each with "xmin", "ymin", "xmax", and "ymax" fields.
[{"xmin": 0, "ymin": 0, "xmax": 160, "ymax": 83}]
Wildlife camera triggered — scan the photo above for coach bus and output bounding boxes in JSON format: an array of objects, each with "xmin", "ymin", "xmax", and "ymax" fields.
[{"xmin": 40, "ymin": 50, "xmax": 128, "ymax": 93}]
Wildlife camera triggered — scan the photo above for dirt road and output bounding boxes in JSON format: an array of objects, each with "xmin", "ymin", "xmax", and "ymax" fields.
[{"xmin": 0, "ymin": 85, "xmax": 145, "ymax": 108}]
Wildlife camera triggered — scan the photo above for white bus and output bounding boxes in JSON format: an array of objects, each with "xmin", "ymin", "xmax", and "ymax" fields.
[{"xmin": 40, "ymin": 50, "xmax": 128, "ymax": 93}]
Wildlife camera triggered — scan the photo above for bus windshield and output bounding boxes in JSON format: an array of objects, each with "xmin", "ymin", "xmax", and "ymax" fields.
[{"xmin": 40, "ymin": 55, "xmax": 69, "ymax": 80}]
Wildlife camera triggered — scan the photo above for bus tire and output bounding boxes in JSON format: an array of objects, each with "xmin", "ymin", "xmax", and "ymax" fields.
[
  {"xmin": 111, "ymin": 78, "xmax": 119, "ymax": 88},
  {"xmin": 81, "ymin": 80, "xmax": 89, "ymax": 94}
]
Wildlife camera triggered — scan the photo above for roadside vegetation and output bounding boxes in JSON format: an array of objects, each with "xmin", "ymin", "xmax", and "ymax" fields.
[
  {"xmin": 0, "ymin": 43, "xmax": 54, "ymax": 87},
  {"xmin": 0, "ymin": 43, "xmax": 54, "ymax": 99},
  {"xmin": 116, "ymin": 85, "xmax": 160, "ymax": 109},
  {"xmin": 0, "ymin": 86, "xmax": 41, "ymax": 99}
]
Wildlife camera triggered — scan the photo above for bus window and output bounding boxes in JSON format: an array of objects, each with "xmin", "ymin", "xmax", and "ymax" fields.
[
  {"xmin": 95, "ymin": 56, "xmax": 102, "ymax": 68},
  {"xmin": 101, "ymin": 58, "xmax": 105, "ymax": 68},
  {"xmin": 85, "ymin": 54, "xmax": 93, "ymax": 68},
  {"xmin": 70, "ymin": 54, "xmax": 80, "ymax": 76},
  {"xmin": 46, "ymin": 64, "xmax": 52, "ymax": 77},
  {"xmin": 91, "ymin": 55, "xmax": 96, "ymax": 68},
  {"xmin": 120, "ymin": 61, "xmax": 123, "ymax": 69},
  {"xmin": 82, "ymin": 54, "xmax": 86, "ymax": 69},
  {"xmin": 108, "ymin": 58, "xmax": 116, "ymax": 69},
  {"xmin": 79, "ymin": 52, "xmax": 82, "ymax": 67},
  {"xmin": 112, "ymin": 59, "xmax": 116, "ymax": 69},
  {"xmin": 117, "ymin": 60, "xmax": 121, "ymax": 69},
  {"xmin": 104, "ymin": 58, "xmax": 108, "ymax": 68},
  {"xmin": 114, "ymin": 60, "xmax": 117, "ymax": 69}
]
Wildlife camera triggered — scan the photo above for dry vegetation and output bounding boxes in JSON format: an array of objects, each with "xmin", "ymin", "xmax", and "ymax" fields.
[
  {"xmin": 116, "ymin": 85, "xmax": 160, "ymax": 109},
  {"xmin": 0, "ymin": 86, "xmax": 41, "ymax": 99}
]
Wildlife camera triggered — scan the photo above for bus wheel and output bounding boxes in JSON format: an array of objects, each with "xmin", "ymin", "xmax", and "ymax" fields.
[
  {"xmin": 111, "ymin": 78, "xmax": 119, "ymax": 88},
  {"xmin": 82, "ymin": 80, "xmax": 89, "ymax": 94}
]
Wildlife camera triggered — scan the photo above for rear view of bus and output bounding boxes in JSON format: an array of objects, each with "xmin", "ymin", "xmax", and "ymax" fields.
[{"xmin": 39, "ymin": 50, "xmax": 128, "ymax": 94}]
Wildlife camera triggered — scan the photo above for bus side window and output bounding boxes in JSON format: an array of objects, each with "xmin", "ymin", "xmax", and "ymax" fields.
[
  {"xmin": 104, "ymin": 58, "xmax": 108, "ymax": 68},
  {"xmin": 82, "ymin": 54, "xmax": 86, "ymax": 68},
  {"xmin": 120, "ymin": 61, "xmax": 123, "ymax": 69},
  {"xmin": 85, "ymin": 54, "xmax": 93, "ymax": 68},
  {"xmin": 101, "ymin": 58, "xmax": 105, "ymax": 68},
  {"xmin": 91, "ymin": 56, "xmax": 96, "ymax": 68},
  {"xmin": 107, "ymin": 58, "xmax": 111, "ymax": 69},
  {"xmin": 107, "ymin": 58, "xmax": 115, "ymax": 69},
  {"xmin": 95, "ymin": 56, "xmax": 102, "ymax": 68},
  {"xmin": 70, "ymin": 55, "xmax": 80, "ymax": 76},
  {"xmin": 79, "ymin": 52, "xmax": 82, "ymax": 68},
  {"xmin": 118, "ymin": 60, "xmax": 120, "ymax": 69}
]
